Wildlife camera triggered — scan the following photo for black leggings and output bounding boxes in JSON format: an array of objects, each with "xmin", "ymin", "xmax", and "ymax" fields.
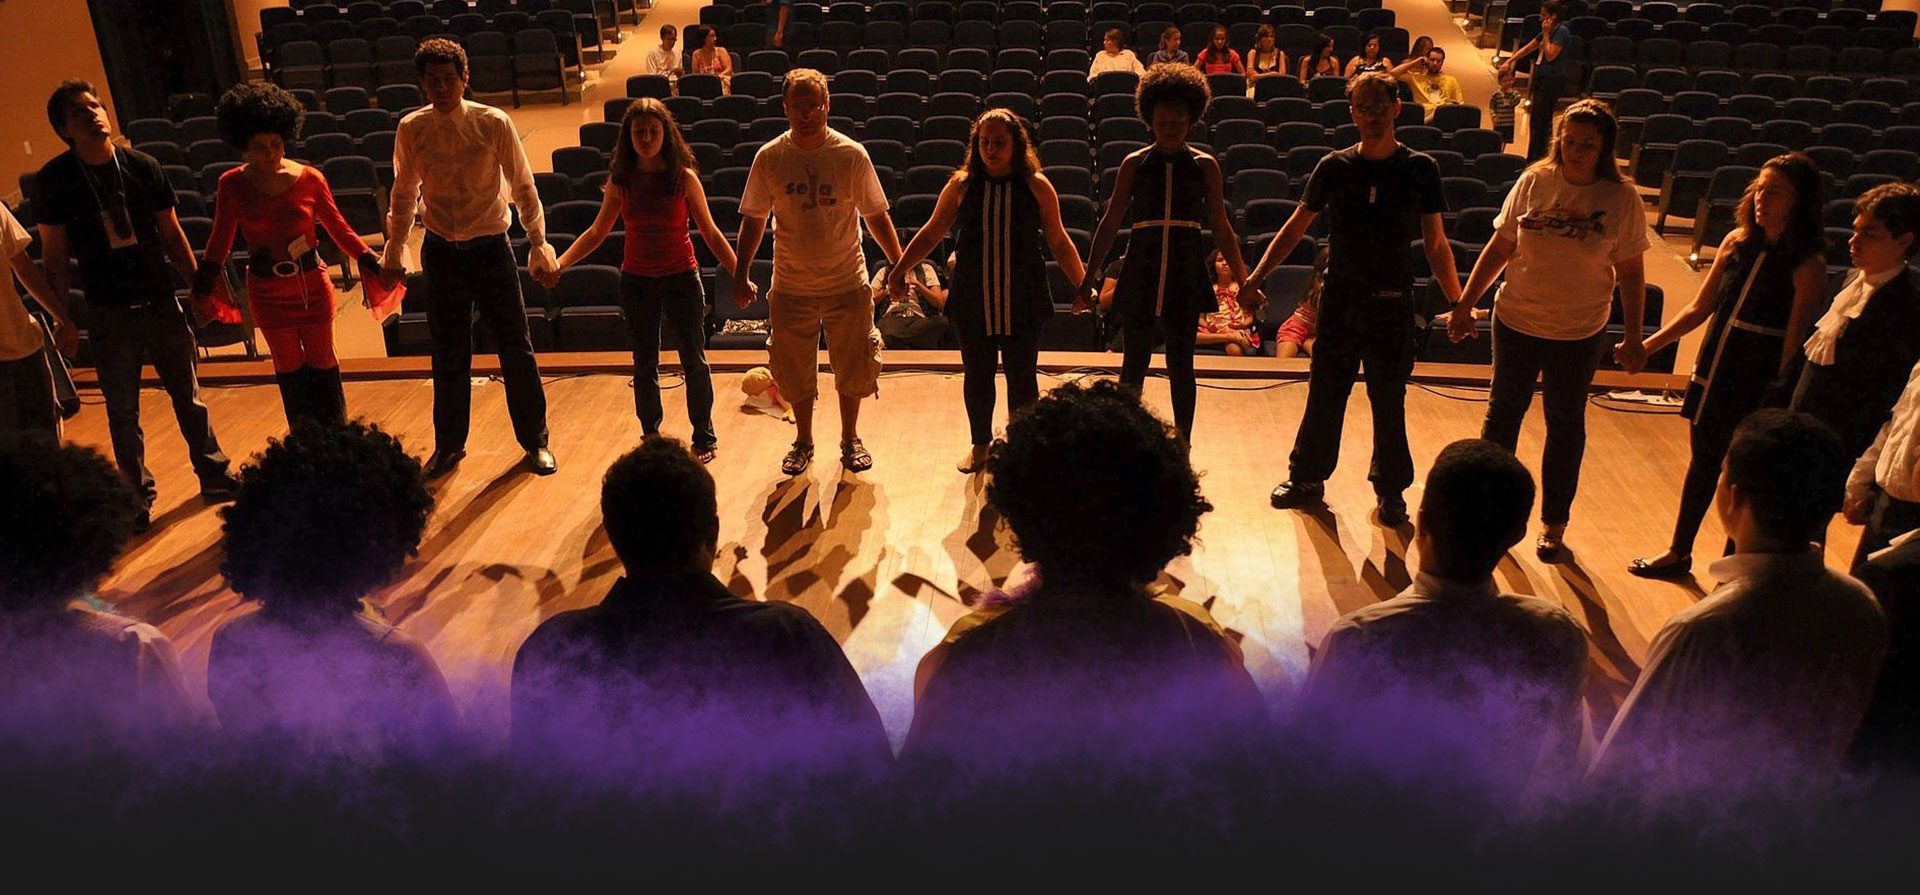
[
  {"xmin": 1670, "ymin": 417, "xmax": 1738, "ymax": 556},
  {"xmin": 1120, "ymin": 315, "xmax": 1200, "ymax": 441},
  {"xmin": 954, "ymin": 324, "xmax": 1040, "ymax": 446}
]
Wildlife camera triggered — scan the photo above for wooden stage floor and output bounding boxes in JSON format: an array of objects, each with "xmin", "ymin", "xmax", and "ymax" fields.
[{"xmin": 70, "ymin": 358, "xmax": 1865, "ymax": 753}]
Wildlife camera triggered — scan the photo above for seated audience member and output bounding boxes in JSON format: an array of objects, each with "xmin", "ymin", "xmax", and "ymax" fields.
[
  {"xmin": 1194, "ymin": 26, "xmax": 1244, "ymax": 76},
  {"xmin": 690, "ymin": 27, "xmax": 733, "ymax": 94},
  {"xmin": 1593, "ymin": 410, "xmax": 1889, "ymax": 798},
  {"xmin": 1197, "ymin": 250, "xmax": 1260, "ymax": 356},
  {"xmin": 207, "ymin": 421, "xmax": 454, "ymax": 762},
  {"xmin": 869, "ymin": 257, "xmax": 948, "ymax": 350},
  {"xmin": 1292, "ymin": 439, "xmax": 1588, "ymax": 806},
  {"xmin": 643, "ymin": 24, "xmax": 683, "ymax": 83},
  {"xmin": 512, "ymin": 436, "xmax": 890, "ymax": 795},
  {"xmin": 1848, "ymin": 358, "xmax": 1920, "ymax": 572},
  {"xmin": 0, "ymin": 438, "xmax": 197, "ymax": 756},
  {"xmin": 1149, "ymin": 26, "xmax": 1189, "ymax": 67},
  {"xmin": 1090, "ymin": 28, "xmax": 1146, "ymax": 77},
  {"xmin": 901, "ymin": 381, "xmax": 1267, "ymax": 831},
  {"xmin": 1401, "ymin": 46, "xmax": 1465, "ymax": 122}
]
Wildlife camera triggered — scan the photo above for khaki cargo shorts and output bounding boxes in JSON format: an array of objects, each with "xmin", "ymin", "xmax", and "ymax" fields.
[{"xmin": 767, "ymin": 286, "xmax": 884, "ymax": 405}]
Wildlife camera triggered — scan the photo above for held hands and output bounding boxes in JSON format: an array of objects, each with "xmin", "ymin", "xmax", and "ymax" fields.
[
  {"xmin": 1070, "ymin": 283, "xmax": 1097, "ymax": 315},
  {"xmin": 1237, "ymin": 282, "xmax": 1267, "ymax": 314},
  {"xmin": 732, "ymin": 272, "xmax": 759, "ymax": 309},
  {"xmin": 884, "ymin": 267, "xmax": 909, "ymax": 303},
  {"xmin": 1445, "ymin": 304, "xmax": 1479, "ymax": 343},
  {"xmin": 377, "ymin": 265, "xmax": 405, "ymax": 290},
  {"xmin": 534, "ymin": 263, "xmax": 565, "ymax": 289},
  {"xmin": 1844, "ymin": 489, "xmax": 1872, "ymax": 526},
  {"xmin": 50, "ymin": 316, "xmax": 79, "ymax": 357},
  {"xmin": 1612, "ymin": 338, "xmax": 1647, "ymax": 374}
]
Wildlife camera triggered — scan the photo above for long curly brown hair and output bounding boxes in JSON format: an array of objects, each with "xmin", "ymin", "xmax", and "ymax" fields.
[{"xmin": 609, "ymin": 97, "xmax": 697, "ymax": 195}]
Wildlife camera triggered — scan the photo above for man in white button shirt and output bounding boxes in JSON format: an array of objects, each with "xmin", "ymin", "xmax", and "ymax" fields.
[
  {"xmin": 380, "ymin": 39, "xmax": 557, "ymax": 479},
  {"xmin": 1847, "ymin": 356, "xmax": 1920, "ymax": 573},
  {"xmin": 1594, "ymin": 410, "xmax": 1887, "ymax": 801}
]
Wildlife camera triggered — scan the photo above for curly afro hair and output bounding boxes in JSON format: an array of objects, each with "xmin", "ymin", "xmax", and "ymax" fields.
[
  {"xmin": 985, "ymin": 380, "xmax": 1212, "ymax": 586},
  {"xmin": 215, "ymin": 81, "xmax": 305, "ymax": 150},
  {"xmin": 0, "ymin": 437, "xmax": 141, "ymax": 612},
  {"xmin": 601, "ymin": 435, "xmax": 719, "ymax": 571},
  {"xmin": 221, "ymin": 421, "xmax": 432, "ymax": 614},
  {"xmin": 1136, "ymin": 62, "xmax": 1209, "ymax": 123}
]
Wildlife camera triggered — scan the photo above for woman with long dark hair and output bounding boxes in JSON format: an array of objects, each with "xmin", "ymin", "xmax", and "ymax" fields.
[
  {"xmin": 1446, "ymin": 100, "xmax": 1650, "ymax": 560},
  {"xmin": 890, "ymin": 109, "xmax": 1088, "ymax": 473},
  {"xmin": 546, "ymin": 99, "xmax": 738, "ymax": 463},
  {"xmin": 1301, "ymin": 33, "xmax": 1341, "ymax": 83},
  {"xmin": 194, "ymin": 82, "xmax": 380, "ymax": 427},
  {"xmin": 1628, "ymin": 154, "xmax": 1828, "ymax": 578}
]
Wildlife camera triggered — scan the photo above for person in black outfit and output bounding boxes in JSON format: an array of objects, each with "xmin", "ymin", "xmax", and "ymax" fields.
[
  {"xmin": 511, "ymin": 435, "xmax": 891, "ymax": 800},
  {"xmin": 33, "ymin": 80, "xmax": 235, "ymax": 527},
  {"xmin": 1499, "ymin": 1, "xmax": 1572, "ymax": 162},
  {"xmin": 891, "ymin": 108, "xmax": 1088, "ymax": 472},
  {"xmin": 1788, "ymin": 183, "xmax": 1920, "ymax": 460},
  {"xmin": 1851, "ymin": 535, "xmax": 1920, "ymax": 773},
  {"xmin": 1253, "ymin": 72, "xmax": 1460, "ymax": 526},
  {"xmin": 1628, "ymin": 155, "xmax": 1829, "ymax": 578}
]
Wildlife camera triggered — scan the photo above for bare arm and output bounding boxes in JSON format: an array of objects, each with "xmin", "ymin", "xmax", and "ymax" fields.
[
  {"xmin": 683, "ymin": 171, "xmax": 739, "ymax": 275},
  {"xmin": 1422, "ymin": 213, "xmax": 1463, "ymax": 306},
  {"xmin": 1457, "ymin": 232, "xmax": 1517, "ymax": 313},
  {"xmin": 1200, "ymin": 156, "xmax": 1258, "ymax": 308},
  {"xmin": 1779, "ymin": 257, "xmax": 1827, "ymax": 375},
  {"xmin": 863, "ymin": 209, "xmax": 906, "ymax": 270},
  {"xmin": 892, "ymin": 176, "xmax": 965, "ymax": 280},
  {"xmin": 8, "ymin": 250, "xmax": 77, "ymax": 354},
  {"xmin": 552, "ymin": 182, "xmax": 624, "ymax": 273},
  {"xmin": 1611, "ymin": 254, "xmax": 1649, "ymax": 371},
  {"xmin": 1030, "ymin": 173, "xmax": 1087, "ymax": 290},
  {"xmin": 38, "ymin": 224, "xmax": 72, "ymax": 298},
  {"xmin": 1246, "ymin": 206, "xmax": 1318, "ymax": 285},
  {"xmin": 732, "ymin": 214, "xmax": 768, "ymax": 307},
  {"xmin": 155, "ymin": 207, "xmax": 199, "ymax": 287},
  {"xmin": 1642, "ymin": 230, "xmax": 1740, "ymax": 357},
  {"xmin": 1080, "ymin": 153, "xmax": 1140, "ymax": 294}
]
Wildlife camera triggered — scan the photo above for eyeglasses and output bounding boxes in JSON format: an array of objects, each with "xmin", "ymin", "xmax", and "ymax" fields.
[
  {"xmin": 1352, "ymin": 102, "xmax": 1394, "ymax": 117},
  {"xmin": 783, "ymin": 100, "xmax": 828, "ymax": 114}
]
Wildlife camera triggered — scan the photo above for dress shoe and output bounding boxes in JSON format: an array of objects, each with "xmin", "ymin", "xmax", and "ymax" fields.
[
  {"xmin": 1270, "ymin": 480, "xmax": 1326, "ymax": 509},
  {"xmin": 1377, "ymin": 494, "xmax": 1409, "ymax": 527},
  {"xmin": 199, "ymin": 472, "xmax": 240, "ymax": 504},
  {"xmin": 423, "ymin": 449, "xmax": 466, "ymax": 480},
  {"xmin": 526, "ymin": 447, "xmax": 558, "ymax": 475},
  {"xmin": 1627, "ymin": 553, "xmax": 1692, "ymax": 579}
]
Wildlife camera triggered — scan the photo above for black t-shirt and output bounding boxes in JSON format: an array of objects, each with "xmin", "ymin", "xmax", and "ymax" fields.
[
  {"xmin": 34, "ymin": 147, "xmax": 178, "ymax": 307},
  {"xmin": 1301, "ymin": 145, "xmax": 1445, "ymax": 290}
]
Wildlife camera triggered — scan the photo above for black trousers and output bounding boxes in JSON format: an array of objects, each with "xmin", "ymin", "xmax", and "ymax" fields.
[
  {"xmin": 1854, "ymin": 490, "xmax": 1920, "ymax": 575},
  {"xmin": 1287, "ymin": 285, "xmax": 1418, "ymax": 496},
  {"xmin": 421, "ymin": 232, "xmax": 548, "ymax": 453},
  {"xmin": 1481, "ymin": 320, "xmax": 1609, "ymax": 525},
  {"xmin": 1526, "ymin": 70, "xmax": 1566, "ymax": 162},
  {"xmin": 1120, "ymin": 313, "xmax": 1200, "ymax": 441},
  {"xmin": 0, "ymin": 346, "xmax": 59, "ymax": 442},
  {"xmin": 619, "ymin": 271, "xmax": 714, "ymax": 448},
  {"xmin": 90, "ymin": 299, "xmax": 230, "ymax": 501},
  {"xmin": 954, "ymin": 322, "xmax": 1040, "ymax": 446},
  {"xmin": 1668, "ymin": 415, "xmax": 1740, "ymax": 557}
]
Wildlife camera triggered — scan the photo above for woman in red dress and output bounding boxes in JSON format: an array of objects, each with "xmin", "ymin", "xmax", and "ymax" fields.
[{"xmin": 194, "ymin": 82, "xmax": 378, "ymax": 426}]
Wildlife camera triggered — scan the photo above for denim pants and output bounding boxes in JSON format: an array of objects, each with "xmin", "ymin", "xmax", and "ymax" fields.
[
  {"xmin": 0, "ymin": 346, "xmax": 60, "ymax": 442},
  {"xmin": 619, "ymin": 270, "xmax": 715, "ymax": 448},
  {"xmin": 1480, "ymin": 319, "xmax": 1609, "ymax": 525},
  {"xmin": 89, "ymin": 298, "xmax": 230, "ymax": 501}
]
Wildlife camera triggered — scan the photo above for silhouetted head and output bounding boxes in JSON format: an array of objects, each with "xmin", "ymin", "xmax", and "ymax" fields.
[
  {"xmin": 602, "ymin": 435, "xmax": 721, "ymax": 574},
  {"xmin": 221, "ymin": 421, "xmax": 433, "ymax": 618},
  {"xmin": 1719, "ymin": 410, "xmax": 1847, "ymax": 547},
  {"xmin": 216, "ymin": 81, "xmax": 305, "ymax": 171},
  {"xmin": 1416, "ymin": 439, "xmax": 1535, "ymax": 581},
  {"xmin": 986, "ymin": 381, "xmax": 1211, "ymax": 588},
  {"xmin": 0, "ymin": 438, "xmax": 140, "ymax": 614}
]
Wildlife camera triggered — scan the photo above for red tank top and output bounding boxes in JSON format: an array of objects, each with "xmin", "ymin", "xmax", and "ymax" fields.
[{"xmin": 619, "ymin": 171, "xmax": 698, "ymax": 277}]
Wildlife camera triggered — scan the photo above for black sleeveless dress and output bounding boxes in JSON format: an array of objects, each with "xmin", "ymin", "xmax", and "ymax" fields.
[
  {"xmin": 1682, "ymin": 242, "xmax": 1803, "ymax": 435},
  {"xmin": 948, "ymin": 172, "xmax": 1052, "ymax": 338},
  {"xmin": 1113, "ymin": 146, "xmax": 1217, "ymax": 326}
]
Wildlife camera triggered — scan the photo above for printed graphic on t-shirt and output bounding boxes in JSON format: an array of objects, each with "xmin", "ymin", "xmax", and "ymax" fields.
[
  {"xmin": 785, "ymin": 165, "xmax": 839, "ymax": 211},
  {"xmin": 1519, "ymin": 205, "xmax": 1607, "ymax": 241}
]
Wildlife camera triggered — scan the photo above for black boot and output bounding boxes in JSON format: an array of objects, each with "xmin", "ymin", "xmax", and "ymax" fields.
[
  {"xmin": 274, "ymin": 370, "xmax": 309, "ymax": 428},
  {"xmin": 310, "ymin": 365, "xmax": 348, "ymax": 425}
]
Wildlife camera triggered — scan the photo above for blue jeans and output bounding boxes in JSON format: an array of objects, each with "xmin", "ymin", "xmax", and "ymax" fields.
[
  {"xmin": 620, "ymin": 270, "xmax": 714, "ymax": 448},
  {"xmin": 1480, "ymin": 319, "xmax": 1609, "ymax": 525},
  {"xmin": 90, "ymin": 298, "xmax": 230, "ymax": 501}
]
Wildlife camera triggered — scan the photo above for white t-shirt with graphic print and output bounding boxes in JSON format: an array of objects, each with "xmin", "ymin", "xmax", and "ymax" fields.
[
  {"xmin": 740, "ymin": 128, "xmax": 890, "ymax": 298},
  {"xmin": 0, "ymin": 204, "xmax": 46, "ymax": 362},
  {"xmin": 1491, "ymin": 165, "xmax": 1651, "ymax": 341}
]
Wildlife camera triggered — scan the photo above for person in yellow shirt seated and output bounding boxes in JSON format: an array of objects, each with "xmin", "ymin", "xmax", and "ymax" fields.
[{"xmin": 1401, "ymin": 46, "xmax": 1465, "ymax": 122}]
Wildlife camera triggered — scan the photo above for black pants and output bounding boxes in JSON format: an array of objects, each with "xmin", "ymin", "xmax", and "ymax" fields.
[
  {"xmin": 90, "ymin": 299, "xmax": 230, "ymax": 502},
  {"xmin": 1481, "ymin": 320, "xmax": 1609, "ymax": 525},
  {"xmin": 955, "ymin": 322, "xmax": 1040, "ymax": 446},
  {"xmin": 1854, "ymin": 491, "xmax": 1920, "ymax": 575},
  {"xmin": 1668, "ymin": 415, "xmax": 1740, "ymax": 556},
  {"xmin": 1287, "ymin": 285, "xmax": 1418, "ymax": 496},
  {"xmin": 0, "ymin": 346, "xmax": 59, "ymax": 442},
  {"xmin": 1120, "ymin": 313, "xmax": 1199, "ymax": 441},
  {"xmin": 1526, "ymin": 70, "xmax": 1565, "ymax": 162},
  {"xmin": 422, "ymin": 232, "xmax": 548, "ymax": 453},
  {"xmin": 619, "ymin": 270, "xmax": 714, "ymax": 448}
]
